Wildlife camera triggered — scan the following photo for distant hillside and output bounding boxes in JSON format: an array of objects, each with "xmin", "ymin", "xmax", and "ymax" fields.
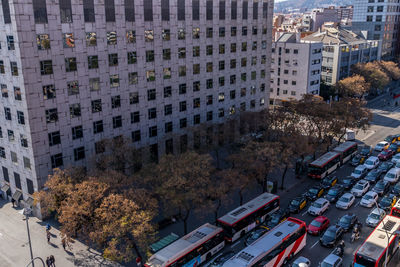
[{"xmin": 274, "ymin": 0, "xmax": 353, "ymax": 13}]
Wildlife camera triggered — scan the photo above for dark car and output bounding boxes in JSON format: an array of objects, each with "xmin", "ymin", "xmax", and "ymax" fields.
[
  {"xmin": 389, "ymin": 143, "xmax": 400, "ymax": 153},
  {"xmin": 209, "ymin": 250, "xmax": 236, "ymax": 267},
  {"xmin": 385, "ymin": 135, "xmax": 396, "ymax": 144},
  {"xmin": 336, "ymin": 213, "xmax": 358, "ymax": 232},
  {"xmin": 244, "ymin": 226, "xmax": 268, "ymax": 246},
  {"xmin": 308, "ymin": 216, "xmax": 330, "ymax": 236},
  {"xmin": 365, "ymin": 169, "xmax": 383, "ymax": 184},
  {"xmin": 378, "ymin": 161, "xmax": 395, "ymax": 173},
  {"xmin": 325, "ymin": 185, "xmax": 345, "ymax": 203},
  {"xmin": 320, "ymin": 225, "xmax": 344, "ymax": 247},
  {"xmin": 391, "ymin": 182, "xmax": 400, "ymax": 196},
  {"xmin": 372, "ymin": 180, "xmax": 391, "ymax": 196},
  {"xmin": 321, "ymin": 176, "xmax": 338, "ymax": 190},
  {"xmin": 305, "ymin": 185, "xmax": 325, "ymax": 201},
  {"xmin": 264, "ymin": 209, "xmax": 290, "ymax": 230},
  {"xmin": 338, "ymin": 177, "xmax": 356, "ymax": 190},
  {"xmin": 378, "ymin": 194, "xmax": 397, "ymax": 211},
  {"xmin": 378, "ymin": 149, "xmax": 394, "ymax": 161},
  {"xmin": 289, "ymin": 196, "xmax": 308, "ymax": 213},
  {"xmin": 360, "ymin": 146, "xmax": 372, "ymax": 157},
  {"xmin": 351, "ymin": 154, "xmax": 363, "ymax": 167}
]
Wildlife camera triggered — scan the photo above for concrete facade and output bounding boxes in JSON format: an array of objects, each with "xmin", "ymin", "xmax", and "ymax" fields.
[{"xmin": 0, "ymin": 0, "xmax": 273, "ymax": 216}]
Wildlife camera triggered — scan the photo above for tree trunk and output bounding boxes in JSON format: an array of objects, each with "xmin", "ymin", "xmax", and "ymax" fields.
[
  {"xmin": 214, "ymin": 199, "xmax": 222, "ymax": 224},
  {"xmin": 238, "ymin": 189, "xmax": 244, "ymax": 205},
  {"xmin": 280, "ymin": 165, "xmax": 289, "ymax": 189},
  {"xmin": 182, "ymin": 208, "xmax": 191, "ymax": 235},
  {"xmin": 262, "ymin": 175, "xmax": 268, "ymax": 193},
  {"xmin": 215, "ymin": 148, "xmax": 221, "ymax": 170},
  {"xmin": 132, "ymin": 242, "xmax": 142, "ymax": 261}
]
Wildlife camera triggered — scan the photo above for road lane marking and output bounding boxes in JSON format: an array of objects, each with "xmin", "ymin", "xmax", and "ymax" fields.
[
  {"xmin": 302, "ymin": 211, "xmax": 308, "ymax": 216},
  {"xmin": 310, "ymin": 240, "xmax": 319, "ymax": 249},
  {"xmin": 231, "ymin": 241, "xmax": 241, "ymax": 248},
  {"xmin": 355, "ymin": 201, "xmax": 360, "ymax": 207}
]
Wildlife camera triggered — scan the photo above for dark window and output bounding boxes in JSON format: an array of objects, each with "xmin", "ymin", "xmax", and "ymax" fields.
[
  {"xmin": 51, "ymin": 153, "xmax": 63, "ymax": 168},
  {"xmin": 130, "ymin": 92, "xmax": 139, "ymax": 104},
  {"xmin": 165, "ymin": 139, "xmax": 173, "ymax": 154},
  {"xmin": 179, "ymin": 84, "xmax": 187, "ymax": 94},
  {"xmin": 93, "ymin": 120, "xmax": 103, "ymax": 134},
  {"xmin": 263, "ymin": 2, "xmax": 268, "ymax": 18},
  {"xmin": 4, "ymin": 107, "xmax": 11, "ymax": 120},
  {"xmin": 65, "ymin": 57, "xmax": 77, "ymax": 72},
  {"xmin": 111, "ymin": 95, "xmax": 121, "ymax": 108},
  {"xmin": 0, "ymin": 147, "xmax": 4, "ymax": 158},
  {"xmin": 91, "ymin": 99, "xmax": 102, "ymax": 112},
  {"xmin": 2, "ymin": 0, "xmax": 11, "ymax": 24},
  {"xmin": 164, "ymin": 86, "xmax": 172, "ymax": 98},
  {"xmin": 219, "ymin": 1, "xmax": 225, "ymax": 20},
  {"xmin": 10, "ymin": 62, "xmax": 18, "ymax": 76},
  {"xmin": 74, "ymin": 147, "xmax": 85, "ymax": 161},
  {"xmin": 17, "ymin": 111, "xmax": 25, "ymax": 125},
  {"xmin": 132, "ymin": 130, "xmax": 141, "ymax": 142},
  {"xmin": 206, "ymin": 0, "xmax": 213, "ymax": 20},
  {"xmin": 105, "ymin": 0, "xmax": 115, "ymax": 22},
  {"xmin": 2, "ymin": 167, "xmax": 9, "ymax": 182},
  {"xmin": 253, "ymin": 1, "xmax": 258, "ymax": 19},
  {"xmin": 69, "ymin": 103, "xmax": 81, "ymax": 118},
  {"xmin": 59, "ymin": 0, "xmax": 73, "ymax": 23},
  {"xmin": 72, "ymin": 126, "xmax": 83, "ymax": 140},
  {"xmin": 108, "ymin": 53, "xmax": 118, "ymax": 66},
  {"xmin": 231, "ymin": 0, "xmax": 237, "ymax": 19},
  {"xmin": 207, "ymin": 111, "xmax": 213, "ymax": 121},
  {"xmin": 48, "ymin": 131, "xmax": 61, "ymax": 146},
  {"xmin": 83, "ymin": 0, "xmax": 95, "ymax": 22},
  {"xmin": 0, "ymin": 61, "xmax": 4, "ymax": 73},
  {"xmin": 14, "ymin": 87, "xmax": 22, "ymax": 100},
  {"xmin": 178, "ymin": 0, "xmax": 185, "ymax": 20},
  {"xmin": 131, "ymin": 111, "xmax": 140, "ymax": 123},
  {"xmin": 148, "ymin": 108, "xmax": 157, "ymax": 119},
  {"xmin": 242, "ymin": 0, "xmax": 248, "ymax": 19},
  {"xmin": 125, "ymin": 0, "xmax": 135, "ymax": 21},
  {"xmin": 45, "ymin": 109, "xmax": 58, "ymax": 123},
  {"xmin": 147, "ymin": 89, "xmax": 156, "ymax": 101},
  {"xmin": 144, "ymin": 0, "xmax": 153, "ymax": 21},
  {"xmin": 192, "ymin": 0, "xmax": 199, "ymax": 20},
  {"xmin": 20, "ymin": 135, "xmax": 28, "ymax": 148},
  {"xmin": 164, "ymin": 104, "xmax": 172, "ymax": 115},
  {"xmin": 149, "ymin": 126, "xmax": 157, "ymax": 137},
  {"xmin": 165, "ymin": 122, "xmax": 173, "ymax": 133},
  {"xmin": 14, "ymin": 173, "xmax": 21, "ymax": 190},
  {"xmin": 127, "ymin": 51, "xmax": 137, "ymax": 64},
  {"xmin": 88, "ymin": 55, "xmax": 98, "ymax": 69},
  {"xmin": 33, "ymin": 0, "xmax": 48, "ymax": 23},
  {"xmin": 113, "ymin": 116, "xmax": 122, "ymax": 128},
  {"xmin": 179, "ymin": 101, "xmax": 187, "ymax": 112},
  {"xmin": 194, "ymin": 114, "xmax": 200, "ymax": 124},
  {"xmin": 43, "ymin": 85, "xmax": 56, "ymax": 99},
  {"xmin": 27, "ymin": 179, "xmax": 34, "ymax": 194},
  {"xmin": 180, "ymin": 118, "xmax": 187, "ymax": 128},
  {"xmin": 161, "ymin": 0, "xmax": 170, "ymax": 20}
]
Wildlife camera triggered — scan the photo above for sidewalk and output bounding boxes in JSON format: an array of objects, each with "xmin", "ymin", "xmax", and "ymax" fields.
[{"xmin": 0, "ymin": 199, "xmax": 120, "ymax": 267}]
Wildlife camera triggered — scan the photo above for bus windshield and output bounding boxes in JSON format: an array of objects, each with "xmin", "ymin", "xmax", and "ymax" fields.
[
  {"xmin": 308, "ymin": 165, "xmax": 323, "ymax": 175},
  {"xmin": 355, "ymin": 254, "xmax": 375, "ymax": 267}
]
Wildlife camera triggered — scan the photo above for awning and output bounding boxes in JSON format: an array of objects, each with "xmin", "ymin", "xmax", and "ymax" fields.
[
  {"xmin": 1, "ymin": 184, "xmax": 9, "ymax": 192},
  {"xmin": 12, "ymin": 190, "xmax": 22, "ymax": 201},
  {"xmin": 25, "ymin": 197, "xmax": 34, "ymax": 206}
]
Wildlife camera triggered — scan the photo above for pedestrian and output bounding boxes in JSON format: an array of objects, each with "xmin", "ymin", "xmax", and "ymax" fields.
[
  {"xmin": 46, "ymin": 257, "xmax": 51, "ymax": 267},
  {"xmin": 11, "ymin": 198, "xmax": 15, "ymax": 208},
  {"xmin": 61, "ymin": 237, "xmax": 66, "ymax": 250},
  {"xmin": 49, "ymin": 255, "xmax": 55, "ymax": 267},
  {"xmin": 47, "ymin": 231, "xmax": 51, "ymax": 244}
]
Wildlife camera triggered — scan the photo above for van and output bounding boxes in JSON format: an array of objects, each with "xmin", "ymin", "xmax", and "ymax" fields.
[
  {"xmin": 384, "ymin": 168, "xmax": 400, "ymax": 184},
  {"xmin": 319, "ymin": 254, "xmax": 342, "ymax": 267}
]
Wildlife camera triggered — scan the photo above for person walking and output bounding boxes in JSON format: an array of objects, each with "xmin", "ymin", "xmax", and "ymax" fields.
[
  {"xmin": 47, "ymin": 231, "xmax": 51, "ymax": 243},
  {"xmin": 61, "ymin": 237, "xmax": 66, "ymax": 250},
  {"xmin": 49, "ymin": 255, "xmax": 55, "ymax": 267},
  {"xmin": 46, "ymin": 257, "xmax": 51, "ymax": 267},
  {"xmin": 11, "ymin": 198, "xmax": 15, "ymax": 208}
]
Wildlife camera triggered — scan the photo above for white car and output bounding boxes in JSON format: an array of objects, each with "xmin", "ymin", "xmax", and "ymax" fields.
[
  {"xmin": 392, "ymin": 154, "xmax": 400, "ymax": 164},
  {"xmin": 360, "ymin": 191, "xmax": 378, "ymax": 208},
  {"xmin": 383, "ymin": 168, "xmax": 400, "ymax": 184},
  {"xmin": 336, "ymin": 193, "xmax": 355, "ymax": 210},
  {"xmin": 395, "ymin": 161, "xmax": 400, "ymax": 169},
  {"xmin": 375, "ymin": 141, "xmax": 389, "ymax": 151},
  {"xmin": 351, "ymin": 180, "xmax": 370, "ymax": 197},
  {"xmin": 366, "ymin": 208, "xmax": 386, "ymax": 227},
  {"xmin": 292, "ymin": 256, "xmax": 311, "ymax": 267},
  {"xmin": 364, "ymin": 156, "xmax": 380, "ymax": 170},
  {"xmin": 351, "ymin": 165, "xmax": 368, "ymax": 180},
  {"xmin": 307, "ymin": 198, "xmax": 330, "ymax": 216}
]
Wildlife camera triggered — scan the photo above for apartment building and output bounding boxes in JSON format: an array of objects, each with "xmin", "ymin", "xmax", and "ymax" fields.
[
  {"xmin": 0, "ymin": 0, "xmax": 273, "ymax": 216},
  {"xmin": 302, "ymin": 27, "xmax": 381, "ymax": 85},
  {"xmin": 270, "ymin": 33, "xmax": 322, "ymax": 105}
]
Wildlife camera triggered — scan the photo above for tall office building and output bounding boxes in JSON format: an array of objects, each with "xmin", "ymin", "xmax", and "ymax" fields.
[
  {"xmin": 351, "ymin": 0, "xmax": 400, "ymax": 59},
  {"xmin": 0, "ymin": 0, "xmax": 273, "ymax": 216}
]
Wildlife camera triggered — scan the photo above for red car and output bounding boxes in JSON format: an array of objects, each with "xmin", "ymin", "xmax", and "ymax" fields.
[
  {"xmin": 308, "ymin": 216, "xmax": 330, "ymax": 235},
  {"xmin": 378, "ymin": 149, "xmax": 394, "ymax": 161}
]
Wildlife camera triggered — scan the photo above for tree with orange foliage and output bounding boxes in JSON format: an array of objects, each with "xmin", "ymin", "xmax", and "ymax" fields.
[{"xmin": 336, "ymin": 75, "xmax": 370, "ymax": 99}]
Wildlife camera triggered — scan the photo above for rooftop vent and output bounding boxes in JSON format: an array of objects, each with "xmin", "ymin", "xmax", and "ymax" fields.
[{"xmin": 231, "ymin": 207, "xmax": 247, "ymax": 217}]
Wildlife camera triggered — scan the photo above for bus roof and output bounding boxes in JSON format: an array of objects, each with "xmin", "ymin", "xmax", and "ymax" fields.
[
  {"xmin": 222, "ymin": 218, "xmax": 302, "ymax": 267},
  {"xmin": 309, "ymin": 152, "xmax": 340, "ymax": 167},
  {"xmin": 333, "ymin": 141, "xmax": 357, "ymax": 153},
  {"xmin": 146, "ymin": 223, "xmax": 222, "ymax": 266},
  {"xmin": 217, "ymin": 192, "xmax": 278, "ymax": 226},
  {"xmin": 356, "ymin": 215, "xmax": 400, "ymax": 261}
]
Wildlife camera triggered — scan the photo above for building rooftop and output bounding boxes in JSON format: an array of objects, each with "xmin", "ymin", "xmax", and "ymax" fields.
[{"xmin": 302, "ymin": 27, "xmax": 367, "ymax": 45}]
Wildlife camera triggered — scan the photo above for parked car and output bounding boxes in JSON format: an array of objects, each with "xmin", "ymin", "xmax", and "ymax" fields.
[
  {"xmin": 292, "ymin": 256, "xmax": 311, "ymax": 267},
  {"xmin": 321, "ymin": 176, "xmax": 338, "ymax": 190},
  {"xmin": 392, "ymin": 153, "xmax": 400, "ymax": 164},
  {"xmin": 264, "ymin": 209, "xmax": 290, "ymax": 230},
  {"xmin": 364, "ymin": 156, "xmax": 380, "ymax": 170},
  {"xmin": 338, "ymin": 177, "xmax": 356, "ymax": 191},
  {"xmin": 389, "ymin": 143, "xmax": 400, "ymax": 154},
  {"xmin": 209, "ymin": 250, "xmax": 236, "ymax": 267},
  {"xmin": 325, "ymin": 185, "xmax": 345, "ymax": 203},
  {"xmin": 378, "ymin": 194, "xmax": 397, "ymax": 211},
  {"xmin": 375, "ymin": 141, "xmax": 389, "ymax": 152},
  {"xmin": 372, "ymin": 180, "xmax": 391, "ymax": 196},
  {"xmin": 364, "ymin": 169, "xmax": 383, "ymax": 184},
  {"xmin": 378, "ymin": 149, "xmax": 394, "ymax": 161},
  {"xmin": 336, "ymin": 213, "xmax": 358, "ymax": 232},
  {"xmin": 336, "ymin": 193, "xmax": 355, "ymax": 210},
  {"xmin": 385, "ymin": 135, "xmax": 397, "ymax": 144},
  {"xmin": 351, "ymin": 165, "xmax": 368, "ymax": 180},
  {"xmin": 383, "ymin": 168, "xmax": 400, "ymax": 184},
  {"xmin": 308, "ymin": 198, "xmax": 330, "ymax": 216},
  {"xmin": 319, "ymin": 254, "xmax": 343, "ymax": 267},
  {"xmin": 396, "ymin": 161, "xmax": 400, "ymax": 169},
  {"xmin": 244, "ymin": 225, "xmax": 268, "ymax": 246},
  {"xmin": 392, "ymin": 182, "xmax": 400, "ymax": 196},
  {"xmin": 351, "ymin": 180, "xmax": 370, "ymax": 197},
  {"xmin": 360, "ymin": 145, "xmax": 372, "ymax": 157},
  {"xmin": 377, "ymin": 161, "xmax": 394, "ymax": 173},
  {"xmin": 305, "ymin": 185, "xmax": 325, "ymax": 201},
  {"xmin": 320, "ymin": 225, "xmax": 344, "ymax": 247},
  {"xmin": 360, "ymin": 191, "xmax": 379, "ymax": 208},
  {"xmin": 366, "ymin": 208, "xmax": 386, "ymax": 227},
  {"xmin": 351, "ymin": 154, "xmax": 364, "ymax": 166},
  {"xmin": 308, "ymin": 216, "xmax": 330, "ymax": 236},
  {"xmin": 289, "ymin": 195, "xmax": 308, "ymax": 213}
]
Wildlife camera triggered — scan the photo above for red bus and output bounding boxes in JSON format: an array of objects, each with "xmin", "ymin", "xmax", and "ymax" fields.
[
  {"xmin": 333, "ymin": 141, "xmax": 358, "ymax": 164},
  {"xmin": 308, "ymin": 151, "xmax": 341, "ymax": 179},
  {"xmin": 217, "ymin": 192, "xmax": 279, "ymax": 242}
]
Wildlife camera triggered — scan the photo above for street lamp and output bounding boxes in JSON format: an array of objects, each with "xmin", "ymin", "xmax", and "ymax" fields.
[
  {"xmin": 23, "ymin": 208, "xmax": 34, "ymax": 267},
  {"xmin": 26, "ymin": 257, "xmax": 45, "ymax": 267}
]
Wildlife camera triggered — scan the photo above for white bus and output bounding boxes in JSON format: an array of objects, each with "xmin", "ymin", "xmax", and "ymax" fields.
[
  {"xmin": 222, "ymin": 217, "xmax": 307, "ymax": 267},
  {"xmin": 145, "ymin": 223, "xmax": 225, "ymax": 267},
  {"xmin": 333, "ymin": 141, "xmax": 358, "ymax": 164},
  {"xmin": 308, "ymin": 151, "xmax": 341, "ymax": 179},
  {"xmin": 217, "ymin": 192, "xmax": 280, "ymax": 242}
]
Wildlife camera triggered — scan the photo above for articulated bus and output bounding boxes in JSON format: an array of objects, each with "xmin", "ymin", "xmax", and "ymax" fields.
[
  {"xmin": 217, "ymin": 192, "xmax": 280, "ymax": 242},
  {"xmin": 354, "ymin": 202, "xmax": 400, "ymax": 267},
  {"xmin": 307, "ymin": 151, "xmax": 341, "ymax": 179},
  {"xmin": 333, "ymin": 141, "xmax": 358, "ymax": 164},
  {"xmin": 145, "ymin": 223, "xmax": 225, "ymax": 267},
  {"xmin": 222, "ymin": 217, "xmax": 307, "ymax": 267}
]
